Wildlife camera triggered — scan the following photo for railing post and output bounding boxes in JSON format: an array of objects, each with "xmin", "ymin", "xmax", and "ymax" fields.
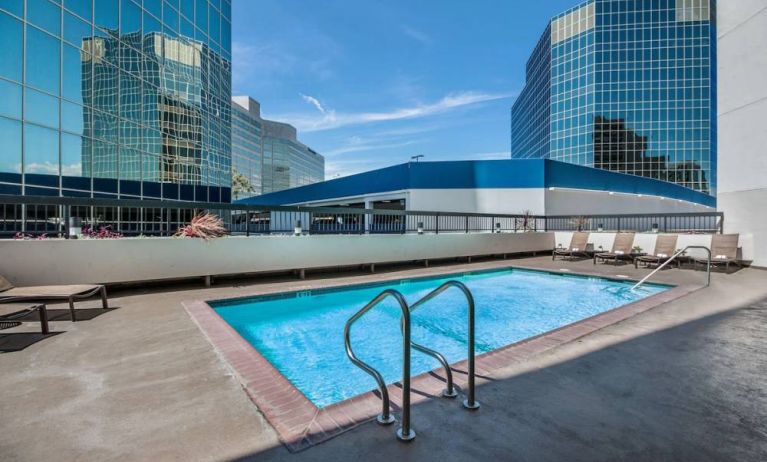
[
  {"xmin": 435, "ymin": 213, "xmax": 439, "ymax": 234},
  {"xmin": 245, "ymin": 211, "xmax": 250, "ymax": 237},
  {"xmin": 63, "ymin": 205, "xmax": 71, "ymax": 239},
  {"xmin": 465, "ymin": 216, "xmax": 469, "ymax": 233},
  {"xmin": 663, "ymin": 216, "xmax": 668, "ymax": 233},
  {"xmin": 617, "ymin": 216, "xmax": 621, "ymax": 233}
]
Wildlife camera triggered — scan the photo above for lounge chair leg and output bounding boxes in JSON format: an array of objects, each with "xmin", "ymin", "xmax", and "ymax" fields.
[
  {"xmin": 39, "ymin": 304, "xmax": 49, "ymax": 335},
  {"xmin": 68, "ymin": 296, "xmax": 77, "ymax": 322},
  {"xmin": 100, "ymin": 286, "xmax": 109, "ymax": 310}
]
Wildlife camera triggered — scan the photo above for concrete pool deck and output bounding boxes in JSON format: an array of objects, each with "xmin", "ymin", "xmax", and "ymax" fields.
[{"xmin": 1, "ymin": 255, "xmax": 766, "ymax": 461}]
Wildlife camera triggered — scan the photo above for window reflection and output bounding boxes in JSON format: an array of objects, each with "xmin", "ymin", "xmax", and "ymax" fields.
[
  {"xmin": 24, "ymin": 124, "xmax": 60, "ymax": 175},
  {"xmin": 26, "ymin": 26, "xmax": 61, "ymax": 95},
  {"xmin": 0, "ymin": 12, "xmax": 23, "ymax": 82},
  {"xmin": 25, "ymin": 89, "xmax": 60, "ymax": 129},
  {"xmin": 28, "ymin": 0, "xmax": 61, "ymax": 36},
  {"xmin": 61, "ymin": 133, "xmax": 85, "ymax": 177},
  {"xmin": 0, "ymin": 79, "xmax": 22, "ymax": 119},
  {"xmin": 0, "ymin": 117, "xmax": 22, "ymax": 173}
]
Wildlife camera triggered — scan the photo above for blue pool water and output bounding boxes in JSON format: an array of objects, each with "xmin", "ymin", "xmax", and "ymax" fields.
[{"xmin": 212, "ymin": 269, "xmax": 668, "ymax": 407}]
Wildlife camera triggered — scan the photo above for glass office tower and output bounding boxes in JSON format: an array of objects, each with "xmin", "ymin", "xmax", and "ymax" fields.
[
  {"xmin": 511, "ymin": 0, "xmax": 716, "ymax": 195},
  {"xmin": 231, "ymin": 96, "xmax": 263, "ymax": 200},
  {"xmin": 0, "ymin": 0, "xmax": 232, "ymax": 202},
  {"xmin": 231, "ymin": 96, "xmax": 324, "ymax": 199},
  {"xmin": 261, "ymin": 119, "xmax": 324, "ymax": 194}
]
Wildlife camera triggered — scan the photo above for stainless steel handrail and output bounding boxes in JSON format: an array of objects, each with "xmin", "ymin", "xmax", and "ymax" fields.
[
  {"xmin": 631, "ymin": 245, "xmax": 711, "ymax": 290},
  {"xmin": 405, "ymin": 280, "xmax": 480, "ymax": 410},
  {"xmin": 343, "ymin": 289, "xmax": 416, "ymax": 442}
]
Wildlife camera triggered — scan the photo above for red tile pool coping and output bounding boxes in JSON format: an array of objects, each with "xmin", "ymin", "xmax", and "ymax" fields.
[{"xmin": 182, "ymin": 267, "xmax": 702, "ymax": 452}]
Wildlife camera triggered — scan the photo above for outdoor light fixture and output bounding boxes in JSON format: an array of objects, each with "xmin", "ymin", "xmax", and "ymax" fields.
[
  {"xmin": 597, "ymin": 223, "xmax": 604, "ymax": 232},
  {"xmin": 294, "ymin": 219, "xmax": 302, "ymax": 236},
  {"xmin": 652, "ymin": 223, "xmax": 659, "ymax": 233},
  {"xmin": 417, "ymin": 221, "xmax": 424, "ymax": 234},
  {"xmin": 68, "ymin": 217, "xmax": 82, "ymax": 239}
]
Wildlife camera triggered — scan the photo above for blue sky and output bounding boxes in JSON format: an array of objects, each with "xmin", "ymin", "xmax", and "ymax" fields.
[{"xmin": 231, "ymin": 0, "xmax": 578, "ymax": 178}]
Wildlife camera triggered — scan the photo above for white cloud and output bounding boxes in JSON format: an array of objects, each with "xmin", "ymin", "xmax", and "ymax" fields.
[
  {"xmin": 300, "ymin": 94, "xmax": 328, "ymax": 114},
  {"xmin": 469, "ymin": 151, "xmax": 512, "ymax": 160},
  {"xmin": 324, "ymin": 139, "xmax": 421, "ymax": 157},
  {"xmin": 401, "ymin": 25, "xmax": 432, "ymax": 45},
  {"xmin": 273, "ymin": 90, "xmax": 515, "ymax": 132}
]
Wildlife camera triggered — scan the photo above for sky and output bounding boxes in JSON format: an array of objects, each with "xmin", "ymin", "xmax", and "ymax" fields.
[{"xmin": 231, "ymin": 0, "xmax": 579, "ymax": 179}]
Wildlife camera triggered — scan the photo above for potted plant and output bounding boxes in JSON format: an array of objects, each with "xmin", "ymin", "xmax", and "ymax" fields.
[
  {"xmin": 631, "ymin": 245, "xmax": 643, "ymax": 254},
  {"xmin": 570, "ymin": 216, "xmax": 589, "ymax": 232},
  {"xmin": 175, "ymin": 213, "xmax": 227, "ymax": 240},
  {"xmin": 516, "ymin": 210, "xmax": 536, "ymax": 232}
]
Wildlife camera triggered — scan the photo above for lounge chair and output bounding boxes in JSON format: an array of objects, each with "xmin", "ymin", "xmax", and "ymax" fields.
[
  {"xmin": 0, "ymin": 275, "xmax": 108, "ymax": 322},
  {"xmin": 594, "ymin": 232, "xmax": 636, "ymax": 265},
  {"xmin": 696, "ymin": 233, "xmax": 741, "ymax": 272},
  {"xmin": 553, "ymin": 232, "xmax": 590, "ymax": 260},
  {"xmin": 0, "ymin": 303, "xmax": 49, "ymax": 334},
  {"xmin": 635, "ymin": 235, "xmax": 679, "ymax": 269}
]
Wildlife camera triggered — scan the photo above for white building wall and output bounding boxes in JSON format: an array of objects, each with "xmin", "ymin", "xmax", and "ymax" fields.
[
  {"xmin": 545, "ymin": 189, "xmax": 713, "ymax": 215},
  {"xmin": 716, "ymin": 0, "xmax": 767, "ymax": 266},
  {"xmin": 407, "ymin": 189, "xmax": 546, "ymax": 214},
  {"xmin": 405, "ymin": 188, "xmax": 710, "ymax": 216}
]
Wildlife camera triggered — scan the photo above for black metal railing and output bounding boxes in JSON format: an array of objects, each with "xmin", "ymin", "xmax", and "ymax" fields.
[{"xmin": 0, "ymin": 195, "xmax": 723, "ymax": 238}]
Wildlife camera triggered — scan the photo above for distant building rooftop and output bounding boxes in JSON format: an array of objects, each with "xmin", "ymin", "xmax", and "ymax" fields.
[{"xmin": 235, "ymin": 159, "xmax": 716, "ymax": 209}]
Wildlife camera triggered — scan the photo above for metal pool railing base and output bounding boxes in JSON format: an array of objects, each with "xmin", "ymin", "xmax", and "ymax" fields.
[{"xmin": 344, "ymin": 280, "xmax": 480, "ymax": 443}]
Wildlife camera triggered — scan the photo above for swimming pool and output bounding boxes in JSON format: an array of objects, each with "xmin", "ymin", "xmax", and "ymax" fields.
[{"xmin": 211, "ymin": 268, "xmax": 668, "ymax": 407}]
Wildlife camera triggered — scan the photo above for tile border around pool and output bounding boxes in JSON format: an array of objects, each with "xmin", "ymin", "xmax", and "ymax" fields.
[{"xmin": 182, "ymin": 266, "xmax": 703, "ymax": 452}]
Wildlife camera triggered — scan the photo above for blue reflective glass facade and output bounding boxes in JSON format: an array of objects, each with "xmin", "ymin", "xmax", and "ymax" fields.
[
  {"xmin": 0, "ymin": 0, "xmax": 232, "ymax": 202},
  {"xmin": 512, "ymin": 0, "xmax": 716, "ymax": 196}
]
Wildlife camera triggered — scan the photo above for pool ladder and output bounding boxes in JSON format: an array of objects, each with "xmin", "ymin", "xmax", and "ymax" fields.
[{"xmin": 343, "ymin": 280, "xmax": 479, "ymax": 442}]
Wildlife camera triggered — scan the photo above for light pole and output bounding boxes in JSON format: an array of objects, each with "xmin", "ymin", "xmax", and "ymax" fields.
[{"xmin": 411, "ymin": 155, "xmax": 424, "ymax": 162}]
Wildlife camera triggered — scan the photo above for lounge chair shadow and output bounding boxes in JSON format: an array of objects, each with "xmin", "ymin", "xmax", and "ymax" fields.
[
  {"xmin": 0, "ymin": 331, "xmax": 64, "ymax": 352},
  {"xmin": 10, "ymin": 307, "xmax": 119, "ymax": 322}
]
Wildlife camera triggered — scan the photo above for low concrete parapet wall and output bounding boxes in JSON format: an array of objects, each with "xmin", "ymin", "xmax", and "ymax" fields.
[{"xmin": 0, "ymin": 232, "xmax": 555, "ymax": 286}]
